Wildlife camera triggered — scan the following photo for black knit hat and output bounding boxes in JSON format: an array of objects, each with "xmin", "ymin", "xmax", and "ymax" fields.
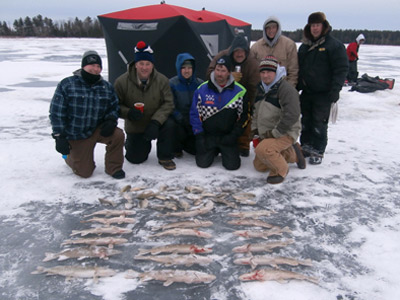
[
  {"xmin": 81, "ymin": 50, "xmax": 102, "ymax": 69},
  {"xmin": 259, "ymin": 55, "xmax": 278, "ymax": 72},
  {"xmin": 134, "ymin": 41, "xmax": 154, "ymax": 63},
  {"xmin": 216, "ymin": 55, "xmax": 232, "ymax": 71}
]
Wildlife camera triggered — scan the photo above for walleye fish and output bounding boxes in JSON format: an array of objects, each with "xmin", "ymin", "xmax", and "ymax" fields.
[
  {"xmin": 134, "ymin": 254, "xmax": 213, "ymax": 266},
  {"xmin": 32, "ymin": 265, "xmax": 117, "ymax": 281},
  {"xmin": 232, "ymin": 239, "xmax": 295, "ymax": 253},
  {"xmin": 98, "ymin": 197, "xmax": 116, "ymax": 207},
  {"xmin": 83, "ymin": 210, "xmax": 136, "ymax": 218},
  {"xmin": 211, "ymin": 197, "xmax": 238, "ymax": 209},
  {"xmin": 70, "ymin": 226, "xmax": 132, "ymax": 236},
  {"xmin": 43, "ymin": 246, "xmax": 122, "ymax": 262},
  {"xmin": 138, "ymin": 244, "xmax": 213, "ymax": 255},
  {"xmin": 120, "ymin": 185, "xmax": 131, "ymax": 193},
  {"xmin": 234, "ymin": 255, "xmax": 313, "ymax": 269},
  {"xmin": 232, "ymin": 193, "xmax": 257, "ymax": 205},
  {"xmin": 149, "ymin": 228, "xmax": 212, "ymax": 238},
  {"xmin": 227, "ymin": 219, "xmax": 274, "ymax": 228},
  {"xmin": 152, "ymin": 202, "xmax": 178, "ymax": 211},
  {"xmin": 163, "ymin": 201, "xmax": 214, "ymax": 218},
  {"xmin": 228, "ymin": 210, "xmax": 276, "ymax": 219},
  {"xmin": 185, "ymin": 185, "xmax": 205, "ymax": 194},
  {"xmin": 136, "ymin": 269, "xmax": 216, "ymax": 286},
  {"xmin": 81, "ymin": 216, "xmax": 135, "ymax": 225},
  {"xmin": 61, "ymin": 237, "xmax": 128, "ymax": 248},
  {"xmin": 139, "ymin": 199, "xmax": 149, "ymax": 209},
  {"xmin": 239, "ymin": 269, "xmax": 318, "ymax": 284},
  {"xmin": 153, "ymin": 219, "xmax": 213, "ymax": 231},
  {"xmin": 233, "ymin": 227, "xmax": 291, "ymax": 239},
  {"xmin": 137, "ymin": 190, "xmax": 158, "ymax": 199}
]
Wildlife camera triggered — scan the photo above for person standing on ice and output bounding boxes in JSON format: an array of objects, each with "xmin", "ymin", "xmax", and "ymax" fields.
[
  {"xmin": 49, "ymin": 50, "xmax": 125, "ymax": 179},
  {"xmin": 346, "ymin": 33, "xmax": 365, "ymax": 84},
  {"xmin": 297, "ymin": 12, "xmax": 348, "ymax": 165},
  {"xmin": 169, "ymin": 53, "xmax": 204, "ymax": 158},
  {"xmin": 251, "ymin": 56, "xmax": 306, "ymax": 184},
  {"xmin": 190, "ymin": 56, "xmax": 248, "ymax": 171}
]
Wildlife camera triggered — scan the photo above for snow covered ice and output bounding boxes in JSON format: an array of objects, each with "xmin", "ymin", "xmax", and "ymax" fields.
[{"xmin": 0, "ymin": 38, "xmax": 400, "ymax": 300}]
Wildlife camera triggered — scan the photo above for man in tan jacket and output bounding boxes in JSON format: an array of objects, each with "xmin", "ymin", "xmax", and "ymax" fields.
[{"xmin": 250, "ymin": 16, "xmax": 299, "ymax": 87}]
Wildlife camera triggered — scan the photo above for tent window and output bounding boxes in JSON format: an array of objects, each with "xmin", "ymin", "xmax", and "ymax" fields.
[
  {"xmin": 117, "ymin": 22, "xmax": 158, "ymax": 31},
  {"xmin": 200, "ymin": 34, "xmax": 219, "ymax": 57}
]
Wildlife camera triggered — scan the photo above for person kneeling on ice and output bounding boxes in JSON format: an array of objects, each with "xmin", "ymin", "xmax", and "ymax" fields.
[
  {"xmin": 190, "ymin": 55, "xmax": 248, "ymax": 170},
  {"xmin": 49, "ymin": 50, "xmax": 125, "ymax": 179},
  {"xmin": 251, "ymin": 56, "xmax": 306, "ymax": 184}
]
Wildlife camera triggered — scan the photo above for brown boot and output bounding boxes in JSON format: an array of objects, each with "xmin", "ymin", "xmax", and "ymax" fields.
[{"xmin": 158, "ymin": 159, "xmax": 176, "ymax": 170}]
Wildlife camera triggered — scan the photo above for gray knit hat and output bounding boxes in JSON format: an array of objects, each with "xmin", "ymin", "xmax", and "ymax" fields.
[{"xmin": 81, "ymin": 50, "xmax": 102, "ymax": 69}]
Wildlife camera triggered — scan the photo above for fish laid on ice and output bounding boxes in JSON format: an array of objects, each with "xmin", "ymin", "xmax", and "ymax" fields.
[
  {"xmin": 228, "ymin": 210, "xmax": 276, "ymax": 219},
  {"xmin": 232, "ymin": 239, "xmax": 295, "ymax": 253},
  {"xmin": 137, "ymin": 190, "xmax": 158, "ymax": 199},
  {"xmin": 134, "ymin": 254, "xmax": 213, "ymax": 266},
  {"xmin": 163, "ymin": 201, "xmax": 214, "ymax": 218},
  {"xmin": 152, "ymin": 202, "xmax": 178, "ymax": 211},
  {"xmin": 135, "ymin": 269, "xmax": 216, "ymax": 286},
  {"xmin": 234, "ymin": 255, "xmax": 313, "ymax": 269},
  {"xmin": 139, "ymin": 199, "xmax": 149, "ymax": 209},
  {"xmin": 98, "ymin": 197, "xmax": 116, "ymax": 207},
  {"xmin": 61, "ymin": 237, "xmax": 128, "ymax": 248},
  {"xmin": 149, "ymin": 228, "xmax": 212, "ymax": 239},
  {"xmin": 70, "ymin": 226, "xmax": 132, "ymax": 236},
  {"xmin": 153, "ymin": 219, "xmax": 213, "ymax": 231},
  {"xmin": 232, "ymin": 193, "xmax": 257, "ymax": 205},
  {"xmin": 138, "ymin": 244, "xmax": 213, "ymax": 255},
  {"xmin": 227, "ymin": 219, "xmax": 274, "ymax": 228},
  {"xmin": 83, "ymin": 210, "xmax": 136, "ymax": 218},
  {"xmin": 32, "ymin": 265, "xmax": 117, "ymax": 281},
  {"xmin": 211, "ymin": 197, "xmax": 238, "ymax": 209},
  {"xmin": 185, "ymin": 185, "xmax": 205, "ymax": 194},
  {"xmin": 120, "ymin": 185, "xmax": 132, "ymax": 194},
  {"xmin": 81, "ymin": 216, "xmax": 135, "ymax": 225},
  {"xmin": 43, "ymin": 246, "xmax": 122, "ymax": 262},
  {"xmin": 239, "ymin": 269, "xmax": 318, "ymax": 284},
  {"xmin": 233, "ymin": 227, "xmax": 291, "ymax": 239}
]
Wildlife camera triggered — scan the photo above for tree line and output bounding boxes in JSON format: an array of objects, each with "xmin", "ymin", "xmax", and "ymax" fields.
[{"xmin": 1, "ymin": 15, "xmax": 399, "ymax": 45}]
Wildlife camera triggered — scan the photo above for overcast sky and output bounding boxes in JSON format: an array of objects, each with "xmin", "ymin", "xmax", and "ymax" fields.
[{"xmin": 1, "ymin": 0, "xmax": 399, "ymax": 31}]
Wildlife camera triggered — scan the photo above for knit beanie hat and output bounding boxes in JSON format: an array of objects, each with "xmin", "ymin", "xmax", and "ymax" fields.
[
  {"xmin": 134, "ymin": 41, "xmax": 154, "ymax": 63},
  {"xmin": 259, "ymin": 55, "xmax": 278, "ymax": 72},
  {"xmin": 308, "ymin": 12, "xmax": 327, "ymax": 25},
  {"xmin": 81, "ymin": 50, "xmax": 102, "ymax": 69},
  {"xmin": 216, "ymin": 55, "xmax": 232, "ymax": 71}
]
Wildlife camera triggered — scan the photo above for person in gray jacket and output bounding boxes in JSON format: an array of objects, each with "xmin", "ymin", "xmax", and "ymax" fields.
[{"xmin": 251, "ymin": 56, "xmax": 306, "ymax": 184}]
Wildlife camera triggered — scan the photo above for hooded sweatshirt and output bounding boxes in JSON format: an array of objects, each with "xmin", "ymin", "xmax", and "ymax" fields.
[
  {"xmin": 169, "ymin": 53, "xmax": 203, "ymax": 124},
  {"xmin": 250, "ymin": 16, "xmax": 299, "ymax": 86}
]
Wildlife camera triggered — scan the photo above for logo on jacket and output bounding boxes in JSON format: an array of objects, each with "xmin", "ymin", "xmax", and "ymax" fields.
[{"xmin": 205, "ymin": 94, "xmax": 215, "ymax": 105}]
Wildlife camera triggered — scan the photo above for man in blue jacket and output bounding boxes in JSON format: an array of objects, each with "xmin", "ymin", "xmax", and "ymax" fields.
[
  {"xmin": 49, "ymin": 50, "xmax": 125, "ymax": 179},
  {"xmin": 297, "ymin": 12, "xmax": 348, "ymax": 165},
  {"xmin": 190, "ymin": 56, "xmax": 248, "ymax": 170},
  {"xmin": 170, "ymin": 53, "xmax": 203, "ymax": 157}
]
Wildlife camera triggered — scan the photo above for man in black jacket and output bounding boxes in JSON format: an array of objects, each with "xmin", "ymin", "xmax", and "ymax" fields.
[{"xmin": 297, "ymin": 12, "xmax": 348, "ymax": 165}]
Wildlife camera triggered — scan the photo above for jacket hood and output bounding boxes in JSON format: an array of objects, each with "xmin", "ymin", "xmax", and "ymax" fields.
[
  {"xmin": 261, "ymin": 65, "xmax": 287, "ymax": 93},
  {"xmin": 262, "ymin": 16, "xmax": 282, "ymax": 47},
  {"xmin": 175, "ymin": 52, "xmax": 196, "ymax": 82},
  {"xmin": 210, "ymin": 71, "xmax": 235, "ymax": 93},
  {"xmin": 228, "ymin": 34, "xmax": 250, "ymax": 58},
  {"xmin": 356, "ymin": 34, "xmax": 365, "ymax": 44}
]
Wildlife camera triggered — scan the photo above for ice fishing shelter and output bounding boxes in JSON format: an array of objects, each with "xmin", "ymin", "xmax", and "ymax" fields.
[{"xmin": 98, "ymin": 3, "xmax": 251, "ymax": 83}]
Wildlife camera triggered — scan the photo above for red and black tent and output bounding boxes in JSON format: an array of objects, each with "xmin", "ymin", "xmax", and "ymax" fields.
[{"xmin": 98, "ymin": 3, "xmax": 251, "ymax": 83}]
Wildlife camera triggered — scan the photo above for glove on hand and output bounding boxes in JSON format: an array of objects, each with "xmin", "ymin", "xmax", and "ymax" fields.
[
  {"xmin": 329, "ymin": 90, "xmax": 340, "ymax": 103},
  {"xmin": 264, "ymin": 130, "xmax": 274, "ymax": 139},
  {"xmin": 232, "ymin": 71, "xmax": 243, "ymax": 82},
  {"xmin": 195, "ymin": 133, "xmax": 207, "ymax": 154},
  {"xmin": 143, "ymin": 120, "xmax": 160, "ymax": 141},
  {"xmin": 54, "ymin": 137, "xmax": 70, "ymax": 155},
  {"xmin": 127, "ymin": 108, "xmax": 143, "ymax": 121},
  {"xmin": 100, "ymin": 119, "xmax": 117, "ymax": 137}
]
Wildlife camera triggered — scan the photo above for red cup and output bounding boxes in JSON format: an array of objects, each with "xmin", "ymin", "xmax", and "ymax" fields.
[
  {"xmin": 134, "ymin": 102, "xmax": 144, "ymax": 113},
  {"xmin": 252, "ymin": 135, "xmax": 260, "ymax": 148}
]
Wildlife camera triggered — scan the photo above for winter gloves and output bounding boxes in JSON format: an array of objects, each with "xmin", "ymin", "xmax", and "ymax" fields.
[
  {"xmin": 128, "ymin": 108, "xmax": 144, "ymax": 121},
  {"xmin": 329, "ymin": 90, "xmax": 340, "ymax": 103},
  {"xmin": 100, "ymin": 119, "xmax": 117, "ymax": 137},
  {"xmin": 52, "ymin": 134, "xmax": 70, "ymax": 155},
  {"xmin": 143, "ymin": 120, "xmax": 160, "ymax": 141}
]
